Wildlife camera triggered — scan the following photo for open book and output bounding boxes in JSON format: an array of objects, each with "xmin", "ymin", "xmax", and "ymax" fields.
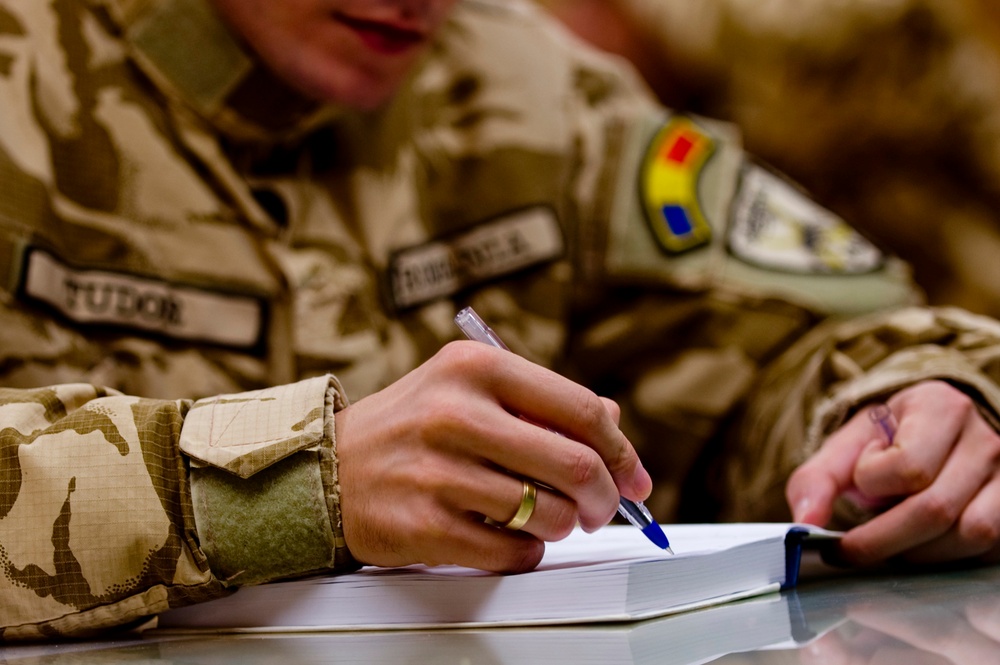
[{"xmin": 156, "ymin": 523, "xmax": 839, "ymax": 633}]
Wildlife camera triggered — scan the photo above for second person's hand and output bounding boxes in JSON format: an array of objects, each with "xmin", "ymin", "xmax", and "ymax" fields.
[{"xmin": 788, "ymin": 380, "xmax": 1000, "ymax": 566}]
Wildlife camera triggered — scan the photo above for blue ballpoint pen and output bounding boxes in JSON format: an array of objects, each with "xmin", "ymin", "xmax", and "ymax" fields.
[{"xmin": 454, "ymin": 306, "xmax": 674, "ymax": 553}]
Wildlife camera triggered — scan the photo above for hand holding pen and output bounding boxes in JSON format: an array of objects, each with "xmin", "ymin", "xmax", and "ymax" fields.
[
  {"xmin": 334, "ymin": 309, "xmax": 658, "ymax": 573},
  {"xmin": 455, "ymin": 307, "xmax": 672, "ymax": 552}
]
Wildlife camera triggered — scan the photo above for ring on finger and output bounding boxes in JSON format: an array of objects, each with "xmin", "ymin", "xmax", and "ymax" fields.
[{"xmin": 487, "ymin": 479, "xmax": 537, "ymax": 531}]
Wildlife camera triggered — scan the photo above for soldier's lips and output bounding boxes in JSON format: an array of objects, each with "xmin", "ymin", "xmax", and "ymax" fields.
[{"xmin": 334, "ymin": 12, "xmax": 428, "ymax": 55}]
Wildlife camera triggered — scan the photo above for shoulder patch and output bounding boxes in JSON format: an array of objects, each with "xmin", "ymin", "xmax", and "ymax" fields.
[
  {"xmin": 640, "ymin": 117, "xmax": 717, "ymax": 255},
  {"xmin": 729, "ymin": 165, "xmax": 883, "ymax": 274}
]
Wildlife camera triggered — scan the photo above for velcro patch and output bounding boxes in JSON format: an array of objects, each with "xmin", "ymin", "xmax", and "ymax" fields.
[
  {"xmin": 20, "ymin": 248, "xmax": 266, "ymax": 349},
  {"xmin": 388, "ymin": 206, "xmax": 564, "ymax": 310},
  {"xmin": 640, "ymin": 117, "xmax": 716, "ymax": 254},
  {"xmin": 729, "ymin": 165, "xmax": 883, "ymax": 274}
]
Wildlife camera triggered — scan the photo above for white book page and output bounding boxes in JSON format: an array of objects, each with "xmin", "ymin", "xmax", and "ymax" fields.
[{"xmin": 347, "ymin": 523, "xmax": 808, "ymax": 580}]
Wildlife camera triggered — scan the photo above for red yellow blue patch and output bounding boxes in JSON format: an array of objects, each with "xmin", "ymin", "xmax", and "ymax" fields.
[{"xmin": 640, "ymin": 117, "xmax": 716, "ymax": 254}]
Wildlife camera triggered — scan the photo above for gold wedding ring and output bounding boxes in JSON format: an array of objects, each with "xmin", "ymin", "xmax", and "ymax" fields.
[{"xmin": 502, "ymin": 479, "xmax": 537, "ymax": 531}]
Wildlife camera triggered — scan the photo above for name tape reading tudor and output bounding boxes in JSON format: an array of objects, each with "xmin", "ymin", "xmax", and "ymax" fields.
[{"xmin": 22, "ymin": 248, "xmax": 265, "ymax": 349}]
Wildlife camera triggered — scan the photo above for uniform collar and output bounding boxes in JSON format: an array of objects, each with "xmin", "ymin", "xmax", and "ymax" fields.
[{"xmin": 96, "ymin": 0, "xmax": 341, "ymax": 143}]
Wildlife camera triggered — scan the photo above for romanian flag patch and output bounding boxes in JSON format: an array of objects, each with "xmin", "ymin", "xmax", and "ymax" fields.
[{"xmin": 640, "ymin": 117, "xmax": 716, "ymax": 254}]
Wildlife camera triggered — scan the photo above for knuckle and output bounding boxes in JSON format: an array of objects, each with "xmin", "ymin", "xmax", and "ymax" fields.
[
  {"xmin": 607, "ymin": 430, "xmax": 636, "ymax": 476},
  {"xmin": 547, "ymin": 499, "xmax": 579, "ymax": 540},
  {"xmin": 916, "ymin": 492, "xmax": 960, "ymax": 530},
  {"xmin": 983, "ymin": 430, "xmax": 1000, "ymax": 462},
  {"xmin": 413, "ymin": 463, "xmax": 451, "ymax": 498},
  {"xmin": 571, "ymin": 391, "xmax": 632, "ymax": 475},
  {"xmin": 436, "ymin": 340, "xmax": 498, "ymax": 377},
  {"xmin": 417, "ymin": 396, "xmax": 479, "ymax": 443},
  {"xmin": 420, "ymin": 508, "xmax": 465, "ymax": 553},
  {"xmin": 959, "ymin": 512, "xmax": 1000, "ymax": 553},
  {"xmin": 894, "ymin": 457, "xmax": 935, "ymax": 492},
  {"xmin": 566, "ymin": 447, "xmax": 603, "ymax": 490},
  {"xmin": 932, "ymin": 381, "xmax": 975, "ymax": 414},
  {"xmin": 571, "ymin": 388, "xmax": 606, "ymax": 433}
]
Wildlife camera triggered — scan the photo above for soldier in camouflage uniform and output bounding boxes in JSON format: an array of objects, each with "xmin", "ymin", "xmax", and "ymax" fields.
[{"xmin": 3, "ymin": 0, "xmax": 1000, "ymax": 641}]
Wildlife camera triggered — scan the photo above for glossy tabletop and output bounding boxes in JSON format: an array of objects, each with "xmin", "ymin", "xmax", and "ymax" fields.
[{"xmin": 4, "ymin": 564, "xmax": 999, "ymax": 664}]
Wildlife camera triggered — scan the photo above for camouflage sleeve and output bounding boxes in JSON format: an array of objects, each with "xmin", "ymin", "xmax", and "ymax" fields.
[
  {"xmin": 0, "ymin": 375, "xmax": 356, "ymax": 641},
  {"xmin": 720, "ymin": 306, "xmax": 1000, "ymax": 526}
]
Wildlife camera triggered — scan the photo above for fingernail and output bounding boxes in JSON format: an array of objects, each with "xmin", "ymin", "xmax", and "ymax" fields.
[{"xmin": 794, "ymin": 497, "xmax": 811, "ymax": 522}]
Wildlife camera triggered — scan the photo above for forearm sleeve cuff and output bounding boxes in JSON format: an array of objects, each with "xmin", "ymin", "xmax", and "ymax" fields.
[
  {"xmin": 809, "ymin": 345, "xmax": 1000, "ymax": 457},
  {"xmin": 179, "ymin": 375, "xmax": 357, "ymax": 586}
]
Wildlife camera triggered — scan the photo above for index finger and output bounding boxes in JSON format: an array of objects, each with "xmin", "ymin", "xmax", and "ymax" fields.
[{"xmin": 468, "ymin": 342, "xmax": 651, "ymax": 502}]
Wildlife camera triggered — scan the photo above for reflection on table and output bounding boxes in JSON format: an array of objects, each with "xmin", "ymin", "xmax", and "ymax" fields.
[
  {"xmin": 5, "ymin": 565, "xmax": 1000, "ymax": 665},
  {"xmin": 716, "ymin": 564, "xmax": 1000, "ymax": 665}
]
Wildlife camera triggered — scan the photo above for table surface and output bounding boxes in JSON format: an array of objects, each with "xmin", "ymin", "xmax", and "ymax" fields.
[{"xmin": 5, "ymin": 563, "xmax": 998, "ymax": 664}]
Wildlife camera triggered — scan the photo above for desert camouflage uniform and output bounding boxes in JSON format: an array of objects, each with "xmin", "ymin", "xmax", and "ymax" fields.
[{"xmin": 2, "ymin": 0, "xmax": 1000, "ymax": 641}]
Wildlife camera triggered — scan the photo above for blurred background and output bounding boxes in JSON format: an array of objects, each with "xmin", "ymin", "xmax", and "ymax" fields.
[{"xmin": 540, "ymin": 0, "xmax": 1000, "ymax": 319}]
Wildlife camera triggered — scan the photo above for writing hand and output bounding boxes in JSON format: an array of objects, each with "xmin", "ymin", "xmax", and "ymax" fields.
[
  {"xmin": 334, "ymin": 341, "xmax": 652, "ymax": 572},
  {"xmin": 787, "ymin": 380, "xmax": 1000, "ymax": 565}
]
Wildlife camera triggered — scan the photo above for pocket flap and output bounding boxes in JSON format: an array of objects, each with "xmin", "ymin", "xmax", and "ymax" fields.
[{"xmin": 179, "ymin": 375, "xmax": 333, "ymax": 478}]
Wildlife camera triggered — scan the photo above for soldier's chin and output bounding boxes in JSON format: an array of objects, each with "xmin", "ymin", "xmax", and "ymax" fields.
[{"xmin": 288, "ymin": 64, "xmax": 415, "ymax": 111}]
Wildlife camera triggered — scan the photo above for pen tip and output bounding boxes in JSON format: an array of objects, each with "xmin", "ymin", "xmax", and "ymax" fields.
[
  {"xmin": 665, "ymin": 546, "xmax": 675, "ymax": 555},
  {"xmin": 641, "ymin": 521, "xmax": 671, "ymax": 551}
]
